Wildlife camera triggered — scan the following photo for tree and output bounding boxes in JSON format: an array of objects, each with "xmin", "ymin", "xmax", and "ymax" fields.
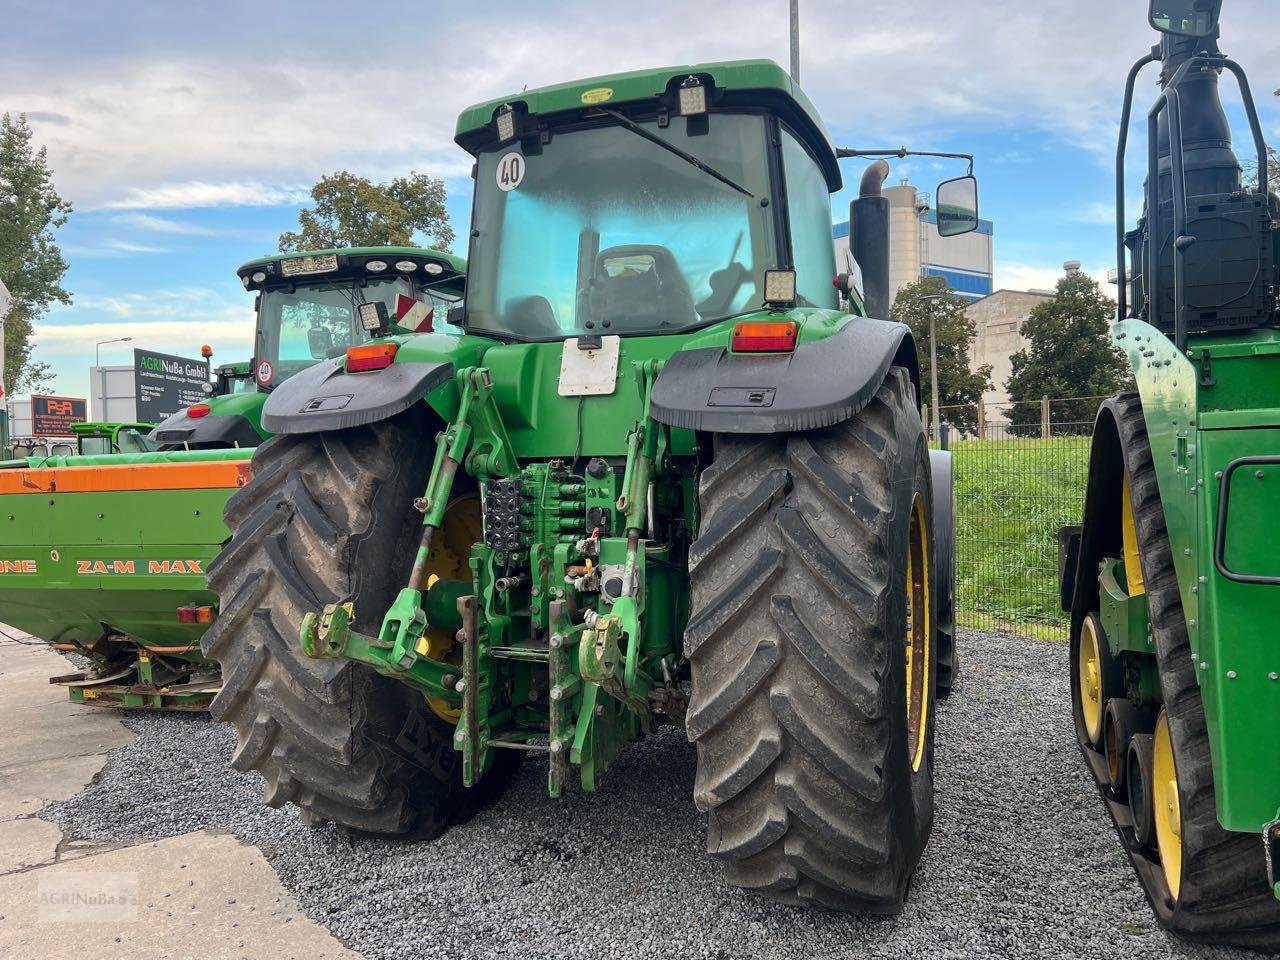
[
  {"xmin": 1005, "ymin": 270, "xmax": 1132, "ymax": 435},
  {"xmin": 279, "ymin": 171, "xmax": 454, "ymax": 253},
  {"xmin": 890, "ymin": 276, "xmax": 992, "ymax": 434},
  {"xmin": 0, "ymin": 113, "xmax": 71, "ymax": 394}
]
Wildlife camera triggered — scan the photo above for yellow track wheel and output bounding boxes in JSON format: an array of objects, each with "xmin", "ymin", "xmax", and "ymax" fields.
[
  {"xmin": 1153, "ymin": 709, "xmax": 1183, "ymax": 900},
  {"xmin": 419, "ymin": 493, "xmax": 482, "ymax": 724},
  {"xmin": 1078, "ymin": 613, "xmax": 1107, "ymax": 747},
  {"xmin": 905, "ymin": 492, "xmax": 931, "ymax": 774}
]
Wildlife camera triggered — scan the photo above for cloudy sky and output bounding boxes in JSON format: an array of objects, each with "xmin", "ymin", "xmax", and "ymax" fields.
[{"xmin": 3, "ymin": 0, "xmax": 1277, "ymax": 401}]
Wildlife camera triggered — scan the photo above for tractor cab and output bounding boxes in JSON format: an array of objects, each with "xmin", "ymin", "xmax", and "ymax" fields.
[
  {"xmin": 152, "ymin": 248, "xmax": 466, "ymax": 449},
  {"xmin": 238, "ymin": 247, "xmax": 467, "ymax": 389},
  {"xmin": 455, "ymin": 63, "xmax": 977, "ymax": 338},
  {"xmin": 71, "ymin": 421, "xmax": 159, "ymax": 456}
]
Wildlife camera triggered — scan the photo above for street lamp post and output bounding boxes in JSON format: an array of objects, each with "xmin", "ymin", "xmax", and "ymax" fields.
[
  {"xmin": 94, "ymin": 337, "xmax": 132, "ymax": 421},
  {"xmin": 919, "ymin": 295, "xmax": 945, "ymax": 443}
]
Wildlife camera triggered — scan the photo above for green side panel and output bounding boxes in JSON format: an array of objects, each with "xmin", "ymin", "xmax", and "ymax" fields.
[
  {"xmin": 1119, "ymin": 317, "xmax": 1280, "ymax": 831},
  {"xmin": 0, "ymin": 485, "xmax": 232, "ymax": 651}
]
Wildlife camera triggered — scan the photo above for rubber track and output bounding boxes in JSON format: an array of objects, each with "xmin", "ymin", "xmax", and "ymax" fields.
[
  {"xmin": 1096, "ymin": 394, "xmax": 1280, "ymax": 948},
  {"xmin": 205, "ymin": 415, "xmax": 506, "ymax": 835},
  {"xmin": 686, "ymin": 368, "xmax": 935, "ymax": 912}
]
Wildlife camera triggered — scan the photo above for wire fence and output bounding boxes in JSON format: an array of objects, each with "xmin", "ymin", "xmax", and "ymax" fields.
[{"xmin": 929, "ymin": 396, "xmax": 1102, "ymax": 641}]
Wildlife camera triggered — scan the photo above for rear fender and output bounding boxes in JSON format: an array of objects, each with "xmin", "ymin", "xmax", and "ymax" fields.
[
  {"xmin": 1068, "ymin": 401, "xmax": 1127, "ymax": 635},
  {"xmin": 929, "ymin": 449, "xmax": 956, "ymax": 631},
  {"xmin": 649, "ymin": 315, "xmax": 920, "ymax": 433},
  {"xmin": 260, "ymin": 358, "xmax": 454, "ymax": 435}
]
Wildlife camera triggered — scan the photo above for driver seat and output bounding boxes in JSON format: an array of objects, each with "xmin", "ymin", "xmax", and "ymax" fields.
[{"xmin": 577, "ymin": 244, "xmax": 697, "ymax": 331}]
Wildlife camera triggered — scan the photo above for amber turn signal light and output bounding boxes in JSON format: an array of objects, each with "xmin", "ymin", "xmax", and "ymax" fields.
[
  {"xmin": 346, "ymin": 342, "xmax": 399, "ymax": 372},
  {"xmin": 731, "ymin": 321, "xmax": 798, "ymax": 353}
]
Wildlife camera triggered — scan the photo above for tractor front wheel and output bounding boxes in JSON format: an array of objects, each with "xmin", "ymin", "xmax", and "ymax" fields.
[{"xmin": 686, "ymin": 367, "xmax": 936, "ymax": 911}]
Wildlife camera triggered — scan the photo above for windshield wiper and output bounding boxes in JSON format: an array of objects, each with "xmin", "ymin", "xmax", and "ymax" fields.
[{"xmin": 599, "ymin": 108, "xmax": 754, "ymax": 199}]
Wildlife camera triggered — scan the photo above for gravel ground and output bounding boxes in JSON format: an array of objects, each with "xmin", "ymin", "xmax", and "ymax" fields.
[{"xmin": 41, "ymin": 628, "xmax": 1270, "ymax": 960}]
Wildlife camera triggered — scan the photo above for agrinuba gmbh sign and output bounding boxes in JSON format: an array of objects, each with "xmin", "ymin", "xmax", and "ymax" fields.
[{"xmin": 133, "ymin": 349, "xmax": 210, "ymax": 423}]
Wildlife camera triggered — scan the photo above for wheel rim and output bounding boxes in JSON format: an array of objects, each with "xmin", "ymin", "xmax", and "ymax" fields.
[
  {"xmin": 905, "ymin": 492, "xmax": 931, "ymax": 773},
  {"xmin": 419, "ymin": 494, "xmax": 482, "ymax": 724},
  {"xmin": 1153, "ymin": 709, "xmax": 1183, "ymax": 899},
  {"xmin": 1078, "ymin": 615, "xmax": 1104, "ymax": 744}
]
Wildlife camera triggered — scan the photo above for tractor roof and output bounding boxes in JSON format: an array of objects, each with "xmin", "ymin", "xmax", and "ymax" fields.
[
  {"xmin": 455, "ymin": 59, "xmax": 840, "ymax": 191},
  {"xmin": 236, "ymin": 247, "xmax": 466, "ymax": 292}
]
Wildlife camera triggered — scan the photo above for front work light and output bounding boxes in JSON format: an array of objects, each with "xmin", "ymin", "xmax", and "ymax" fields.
[
  {"xmin": 763, "ymin": 269, "xmax": 797, "ymax": 308},
  {"xmin": 731, "ymin": 320, "xmax": 798, "ymax": 353},
  {"xmin": 496, "ymin": 105, "xmax": 516, "ymax": 143},
  {"xmin": 365, "ymin": 260, "xmax": 388, "ymax": 273},
  {"xmin": 346, "ymin": 342, "xmax": 398, "ymax": 372},
  {"xmin": 678, "ymin": 77, "xmax": 707, "ymax": 116},
  {"xmin": 394, "ymin": 260, "xmax": 417, "ymax": 273},
  {"xmin": 357, "ymin": 301, "xmax": 389, "ymax": 332}
]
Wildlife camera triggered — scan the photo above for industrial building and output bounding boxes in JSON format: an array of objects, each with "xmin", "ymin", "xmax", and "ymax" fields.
[
  {"xmin": 964, "ymin": 288, "xmax": 1052, "ymax": 416},
  {"xmin": 833, "ymin": 179, "xmax": 994, "ymax": 308}
]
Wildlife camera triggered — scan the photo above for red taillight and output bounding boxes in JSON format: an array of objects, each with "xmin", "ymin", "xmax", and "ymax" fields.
[
  {"xmin": 187, "ymin": 403, "xmax": 211, "ymax": 418},
  {"xmin": 731, "ymin": 321, "xmax": 798, "ymax": 353},
  {"xmin": 176, "ymin": 605, "xmax": 197, "ymax": 623},
  {"xmin": 346, "ymin": 343, "xmax": 398, "ymax": 372}
]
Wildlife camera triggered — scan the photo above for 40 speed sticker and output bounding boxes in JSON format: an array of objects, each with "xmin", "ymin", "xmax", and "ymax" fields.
[
  {"xmin": 256, "ymin": 359, "xmax": 274, "ymax": 386},
  {"xmin": 496, "ymin": 152, "xmax": 525, "ymax": 192}
]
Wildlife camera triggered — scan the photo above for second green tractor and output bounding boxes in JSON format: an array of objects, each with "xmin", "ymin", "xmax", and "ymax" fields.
[{"xmin": 205, "ymin": 62, "xmax": 969, "ymax": 909}]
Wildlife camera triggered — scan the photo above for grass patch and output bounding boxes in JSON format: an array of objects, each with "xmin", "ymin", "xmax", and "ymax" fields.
[{"xmin": 945, "ymin": 434, "xmax": 1091, "ymax": 639}]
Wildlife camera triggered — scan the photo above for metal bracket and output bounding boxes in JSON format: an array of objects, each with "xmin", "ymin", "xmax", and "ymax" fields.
[{"xmin": 1263, "ymin": 814, "xmax": 1280, "ymax": 898}]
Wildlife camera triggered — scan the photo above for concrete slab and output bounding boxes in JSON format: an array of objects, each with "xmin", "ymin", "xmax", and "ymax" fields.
[
  {"xmin": 0, "ymin": 637, "xmax": 362, "ymax": 960},
  {"xmin": 0, "ymin": 640, "xmax": 134, "ymax": 822},
  {"xmin": 0, "ymin": 830, "xmax": 360, "ymax": 960}
]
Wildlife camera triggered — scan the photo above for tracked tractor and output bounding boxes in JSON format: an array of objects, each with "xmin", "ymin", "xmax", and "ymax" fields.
[
  {"xmin": 206, "ymin": 61, "xmax": 969, "ymax": 909},
  {"xmin": 1062, "ymin": 0, "xmax": 1280, "ymax": 947}
]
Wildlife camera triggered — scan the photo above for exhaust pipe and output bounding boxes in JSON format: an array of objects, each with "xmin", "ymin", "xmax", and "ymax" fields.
[{"xmin": 851, "ymin": 160, "xmax": 892, "ymax": 320}]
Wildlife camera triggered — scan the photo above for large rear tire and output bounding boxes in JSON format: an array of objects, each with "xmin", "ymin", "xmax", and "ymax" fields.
[
  {"xmin": 1085, "ymin": 394, "xmax": 1280, "ymax": 947},
  {"xmin": 686, "ymin": 367, "xmax": 936, "ymax": 912},
  {"xmin": 204, "ymin": 409, "xmax": 514, "ymax": 835}
]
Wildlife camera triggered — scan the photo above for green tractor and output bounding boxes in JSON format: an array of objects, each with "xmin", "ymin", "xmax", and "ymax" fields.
[
  {"xmin": 1063, "ymin": 0, "xmax": 1280, "ymax": 947},
  {"xmin": 206, "ymin": 61, "xmax": 971, "ymax": 909},
  {"xmin": 151, "ymin": 246, "xmax": 466, "ymax": 449},
  {"xmin": 0, "ymin": 247, "xmax": 465, "ymax": 710},
  {"xmin": 70, "ymin": 421, "xmax": 159, "ymax": 456}
]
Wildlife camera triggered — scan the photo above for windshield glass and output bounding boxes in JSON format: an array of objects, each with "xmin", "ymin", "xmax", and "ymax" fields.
[{"xmin": 466, "ymin": 113, "xmax": 777, "ymax": 339}]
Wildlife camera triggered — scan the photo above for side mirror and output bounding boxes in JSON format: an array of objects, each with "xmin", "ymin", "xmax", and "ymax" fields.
[
  {"xmin": 935, "ymin": 175, "xmax": 979, "ymax": 237},
  {"xmin": 1148, "ymin": 0, "xmax": 1220, "ymax": 37},
  {"xmin": 307, "ymin": 325, "xmax": 334, "ymax": 360}
]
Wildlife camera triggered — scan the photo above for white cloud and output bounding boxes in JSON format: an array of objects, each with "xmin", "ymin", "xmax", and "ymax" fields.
[
  {"xmin": 9, "ymin": 0, "xmax": 1272, "ymax": 212},
  {"xmin": 102, "ymin": 182, "xmax": 312, "ymax": 211},
  {"xmin": 995, "ymin": 261, "xmax": 1114, "ymax": 294},
  {"xmin": 62, "ymin": 238, "xmax": 173, "ymax": 257},
  {"xmin": 110, "ymin": 212, "xmax": 224, "ymax": 234}
]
